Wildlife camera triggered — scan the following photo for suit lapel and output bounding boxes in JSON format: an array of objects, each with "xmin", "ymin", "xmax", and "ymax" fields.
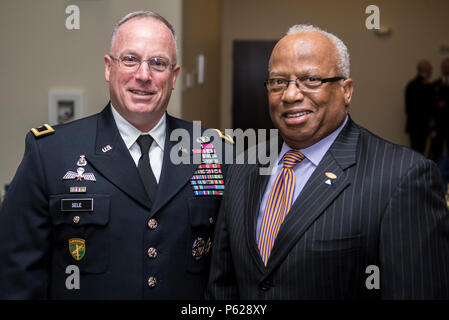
[
  {"xmin": 243, "ymin": 133, "xmax": 284, "ymax": 273},
  {"xmin": 149, "ymin": 114, "xmax": 198, "ymax": 216},
  {"xmin": 262, "ymin": 119, "xmax": 360, "ymax": 276},
  {"xmin": 244, "ymin": 164, "xmax": 271, "ymax": 273},
  {"xmin": 86, "ymin": 104, "xmax": 152, "ymax": 210}
]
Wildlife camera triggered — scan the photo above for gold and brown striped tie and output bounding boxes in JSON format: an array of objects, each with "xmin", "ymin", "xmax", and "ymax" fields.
[{"xmin": 258, "ymin": 149, "xmax": 305, "ymax": 266}]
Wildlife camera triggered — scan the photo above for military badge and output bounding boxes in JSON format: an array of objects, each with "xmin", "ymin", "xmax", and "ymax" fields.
[
  {"xmin": 70, "ymin": 186, "xmax": 87, "ymax": 193},
  {"xmin": 190, "ymin": 140, "xmax": 225, "ymax": 196},
  {"xmin": 192, "ymin": 237, "xmax": 206, "ymax": 260},
  {"xmin": 63, "ymin": 156, "xmax": 96, "ymax": 181},
  {"xmin": 63, "ymin": 167, "xmax": 96, "ymax": 181},
  {"xmin": 102, "ymin": 145, "xmax": 112, "ymax": 153},
  {"xmin": 77, "ymin": 155, "xmax": 87, "ymax": 167},
  {"xmin": 196, "ymin": 136, "xmax": 210, "ymax": 144},
  {"xmin": 212, "ymin": 128, "xmax": 235, "ymax": 144},
  {"xmin": 68, "ymin": 238, "xmax": 86, "ymax": 261},
  {"xmin": 204, "ymin": 237, "xmax": 212, "ymax": 255},
  {"xmin": 198, "ymin": 164, "xmax": 220, "ymax": 169},
  {"xmin": 30, "ymin": 124, "xmax": 55, "ymax": 138}
]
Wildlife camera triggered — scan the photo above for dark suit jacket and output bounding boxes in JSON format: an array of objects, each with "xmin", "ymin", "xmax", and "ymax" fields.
[
  {"xmin": 0, "ymin": 104, "xmax": 229, "ymax": 299},
  {"xmin": 405, "ymin": 75, "xmax": 434, "ymax": 134},
  {"xmin": 207, "ymin": 118, "xmax": 449, "ymax": 299},
  {"xmin": 433, "ymin": 78, "xmax": 449, "ymax": 132}
]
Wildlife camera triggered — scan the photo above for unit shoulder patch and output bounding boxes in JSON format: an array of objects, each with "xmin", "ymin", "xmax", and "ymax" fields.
[
  {"xmin": 30, "ymin": 124, "xmax": 55, "ymax": 138},
  {"xmin": 212, "ymin": 128, "xmax": 234, "ymax": 144}
]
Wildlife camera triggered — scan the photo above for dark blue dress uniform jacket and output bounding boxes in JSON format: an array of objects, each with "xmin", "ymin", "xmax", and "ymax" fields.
[{"xmin": 0, "ymin": 104, "xmax": 229, "ymax": 299}]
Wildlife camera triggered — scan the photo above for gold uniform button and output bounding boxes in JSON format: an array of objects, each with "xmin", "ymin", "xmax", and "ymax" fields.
[
  {"xmin": 73, "ymin": 216, "xmax": 80, "ymax": 224},
  {"xmin": 147, "ymin": 247, "xmax": 158, "ymax": 259},
  {"xmin": 148, "ymin": 276, "xmax": 157, "ymax": 288},
  {"xmin": 148, "ymin": 218, "xmax": 158, "ymax": 229}
]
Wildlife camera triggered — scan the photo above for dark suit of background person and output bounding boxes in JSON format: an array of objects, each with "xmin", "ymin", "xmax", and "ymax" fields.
[
  {"xmin": 405, "ymin": 60, "xmax": 434, "ymax": 154},
  {"xmin": 207, "ymin": 25, "xmax": 449, "ymax": 300},
  {"xmin": 0, "ymin": 12, "xmax": 230, "ymax": 299},
  {"xmin": 431, "ymin": 58, "xmax": 449, "ymax": 161}
]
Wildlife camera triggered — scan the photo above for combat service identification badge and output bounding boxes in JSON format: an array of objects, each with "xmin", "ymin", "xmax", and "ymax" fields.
[
  {"xmin": 69, "ymin": 238, "xmax": 86, "ymax": 261},
  {"xmin": 192, "ymin": 237, "xmax": 206, "ymax": 260}
]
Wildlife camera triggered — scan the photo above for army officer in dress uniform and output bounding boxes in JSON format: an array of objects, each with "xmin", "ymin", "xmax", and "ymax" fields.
[{"xmin": 0, "ymin": 11, "xmax": 231, "ymax": 299}]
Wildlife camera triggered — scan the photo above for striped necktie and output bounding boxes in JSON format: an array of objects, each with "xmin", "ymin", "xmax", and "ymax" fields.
[{"xmin": 258, "ymin": 149, "xmax": 305, "ymax": 266}]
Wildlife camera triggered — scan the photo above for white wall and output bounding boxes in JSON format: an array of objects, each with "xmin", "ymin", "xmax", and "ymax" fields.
[{"xmin": 0, "ymin": 0, "xmax": 182, "ymax": 187}]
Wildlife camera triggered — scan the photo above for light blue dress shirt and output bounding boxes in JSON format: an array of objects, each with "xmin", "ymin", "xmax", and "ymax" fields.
[{"xmin": 256, "ymin": 116, "xmax": 348, "ymax": 242}]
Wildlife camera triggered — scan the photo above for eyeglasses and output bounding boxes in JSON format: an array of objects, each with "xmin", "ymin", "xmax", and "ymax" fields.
[
  {"xmin": 264, "ymin": 76, "xmax": 346, "ymax": 93},
  {"xmin": 109, "ymin": 54, "xmax": 176, "ymax": 72}
]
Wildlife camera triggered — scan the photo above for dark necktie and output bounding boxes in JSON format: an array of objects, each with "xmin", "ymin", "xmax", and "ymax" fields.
[{"xmin": 136, "ymin": 135, "xmax": 158, "ymax": 202}]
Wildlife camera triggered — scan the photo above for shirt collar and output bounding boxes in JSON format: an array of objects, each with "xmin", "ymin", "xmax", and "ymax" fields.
[
  {"xmin": 279, "ymin": 115, "xmax": 348, "ymax": 167},
  {"xmin": 110, "ymin": 104, "xmax": 166, "ymax": 151}
]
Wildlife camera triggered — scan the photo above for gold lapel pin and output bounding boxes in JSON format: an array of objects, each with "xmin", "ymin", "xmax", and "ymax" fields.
[
  {"xmin": 325, "ymin": 172, "xmax": 337, "ymax": 179},
  {"xmin": 325, "ymin": 172, "xmax": 337, "ymax": 185}
]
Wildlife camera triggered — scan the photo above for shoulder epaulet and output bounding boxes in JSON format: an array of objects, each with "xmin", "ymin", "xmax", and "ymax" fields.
[
  {"xmin": 30, "ymin": 124, "xmax": 55, "ymax": 138},
  {"xmin": 212, "ymin": 128, "xmax": 234, "ymax": 144}
]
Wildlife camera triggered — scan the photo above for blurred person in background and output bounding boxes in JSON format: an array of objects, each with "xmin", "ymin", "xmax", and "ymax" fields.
[{"xmin": 405, "ymin": 60, "xmax": 434, "ymax": 155}]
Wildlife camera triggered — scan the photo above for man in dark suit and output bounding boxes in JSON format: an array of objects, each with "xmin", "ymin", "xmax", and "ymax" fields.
[
  {"xmin": 405, "ymin": 60, "xmax": 434, "ymax": 154},
  {"xmin": 0, "ymin": 11, "xmax": 229, "ymax": 299},
  {"xmin": 431, "ymin": 58, "xmax": 449, "ymax": 161},
  {"xmin": 207, "ymin": 24, "xmax": 449, "ymax": 299}
]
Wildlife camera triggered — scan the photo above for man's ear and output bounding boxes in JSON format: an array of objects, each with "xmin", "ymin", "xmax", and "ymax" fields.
[
  {"xmin": 104, "ymin": 54, "xmax": 112, "ymax": 82},
  {"xmin": 342, "ymin": 78, "xmax": 354, "ymax": 105},
  {"xmin": 171, "ymin": 65, "xmax": 181, "ymax": 90}
]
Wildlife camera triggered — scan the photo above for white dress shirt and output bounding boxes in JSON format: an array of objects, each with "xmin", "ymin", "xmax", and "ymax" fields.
[{"xmin": 110, "ymin": 105, "xmax": 166, "ymax": 182}]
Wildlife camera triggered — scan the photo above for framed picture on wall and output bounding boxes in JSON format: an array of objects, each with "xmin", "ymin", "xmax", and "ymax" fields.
[{"xmin": 48, "ymin": 90, "xmax": 83, "ymax": 125}]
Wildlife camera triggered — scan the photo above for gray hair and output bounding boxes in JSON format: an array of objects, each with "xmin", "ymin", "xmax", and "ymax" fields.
[
  {"xmin": 286, "ymin": 24, "xmax": 350, "ymax": 78},
  {"xmin": 110, "ymin": 11, "xmax": 178, "ymax": 63}
]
